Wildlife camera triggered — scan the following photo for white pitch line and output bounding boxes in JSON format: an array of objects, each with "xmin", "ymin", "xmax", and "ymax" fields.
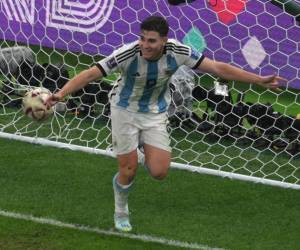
[{"xmin": 0, "ymin": 209, "xmax": 225, "ymax": 250}]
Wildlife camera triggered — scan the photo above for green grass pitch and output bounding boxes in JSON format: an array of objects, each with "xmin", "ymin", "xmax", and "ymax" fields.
[{"xmin": 0, "ymin": 138, "xmax": 299, "ymax": 250}]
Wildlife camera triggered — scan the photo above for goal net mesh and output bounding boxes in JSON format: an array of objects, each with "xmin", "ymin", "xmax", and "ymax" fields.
[{"xmin": 0, "ymin": 0, "xmax": 300, "ymax": 188}]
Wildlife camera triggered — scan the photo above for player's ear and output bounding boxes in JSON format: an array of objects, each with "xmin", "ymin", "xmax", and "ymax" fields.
[{"xmin": 162, "ymin": 36, "xmax": 168, "ymax": 44}]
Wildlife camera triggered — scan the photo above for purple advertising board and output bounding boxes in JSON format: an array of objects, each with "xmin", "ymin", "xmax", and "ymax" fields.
[{"xmin": 0, "ymin": 0, "xmax": 299, "ymax": 88}]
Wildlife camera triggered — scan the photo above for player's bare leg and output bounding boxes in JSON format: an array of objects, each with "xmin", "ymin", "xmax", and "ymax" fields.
[
  {"xmin": 113, "ymin": 150, "xmax": 138, "ymax": 232},
  {"xmin": 143, "ymin": 144, "xmax": 171, "ymax": 180}
]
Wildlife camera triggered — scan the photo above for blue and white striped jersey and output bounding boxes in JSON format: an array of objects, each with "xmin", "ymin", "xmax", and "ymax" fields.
[{"xmin": 97, "ymin": 39, "xmax": 204, "ymax": 113}]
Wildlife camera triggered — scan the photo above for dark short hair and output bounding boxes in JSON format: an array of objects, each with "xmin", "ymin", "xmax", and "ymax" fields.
[{"xmin": 140, "ymin": 16, "xmax": 169, "ymax": 37}]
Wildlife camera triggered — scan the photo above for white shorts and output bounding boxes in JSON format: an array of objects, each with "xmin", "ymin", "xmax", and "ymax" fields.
[{"xmin": 111, "ymin": 106, "xmax": 171, "ymax": 155}]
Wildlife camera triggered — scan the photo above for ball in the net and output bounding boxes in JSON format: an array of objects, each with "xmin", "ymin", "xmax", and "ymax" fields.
[{"xmin": 22, "ymin": 87, "xmax": 54, "ymax": 121}]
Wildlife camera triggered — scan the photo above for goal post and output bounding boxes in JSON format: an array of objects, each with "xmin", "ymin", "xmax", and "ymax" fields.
[{"xmin": 0, "ymin": 0, "xmax": 300, "ymax": 190}]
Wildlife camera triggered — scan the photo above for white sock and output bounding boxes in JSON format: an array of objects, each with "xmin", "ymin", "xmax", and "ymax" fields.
[
  {"xmin": 113, "ymin": 173, "xmax": 133, "ymax": 216},
  {"xmin": 114, "ymin": 188, "xmax": 129, "ymax": 215}
]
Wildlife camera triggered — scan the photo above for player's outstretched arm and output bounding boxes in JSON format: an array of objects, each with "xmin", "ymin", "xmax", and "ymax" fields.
[
  {"xmin": 197, "ymin": 57, "xmax": 287, "ymax": 90},
  {"xmin": 45, "ymin": 66, "xmax": 103, "ymax": 107}
]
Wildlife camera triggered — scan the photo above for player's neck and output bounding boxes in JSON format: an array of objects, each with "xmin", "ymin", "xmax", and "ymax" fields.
[{"xmin": 143, "ymin": 48, "xmax": 165, "ymax": 62}]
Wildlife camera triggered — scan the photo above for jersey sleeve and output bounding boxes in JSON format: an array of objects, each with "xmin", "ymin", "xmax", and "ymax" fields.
[
  {"xmin": 166, "ymin": 39, "xmax": 204, "ymax": 69},
  {"xmin": 96, "ymin": 41, "xmax": 139, "ymax": 77},
  {"xmin": 169, "ymin": 39, "xmax": 205, "ymax": 70},
  {"xmin": 188, "ymin": 48, "xmax": 205, "ymax": 70},
  {"xmin": 180, "ymin": 46, "xmax": 205, "ymax": 70}
]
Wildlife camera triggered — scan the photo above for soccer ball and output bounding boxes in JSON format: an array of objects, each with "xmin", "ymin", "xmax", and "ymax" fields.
[{"xmin": 22, "ymin": 87, "xmax": 54, "ymax": 121}]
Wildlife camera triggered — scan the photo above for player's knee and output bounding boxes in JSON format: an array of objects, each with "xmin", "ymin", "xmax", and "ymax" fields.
[{"xmin": 149, "ymin": 167, "xmax": 169, "ymax": 180}]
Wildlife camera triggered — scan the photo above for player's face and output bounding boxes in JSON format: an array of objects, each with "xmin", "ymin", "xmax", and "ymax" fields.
[{"xmin": 139, "ymin": 30, "xmax": 167, "ymax": 61}]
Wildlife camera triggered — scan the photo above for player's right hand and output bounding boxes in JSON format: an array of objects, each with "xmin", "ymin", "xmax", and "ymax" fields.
[{"xmin": 44, "ymin": 93, "xmax": 64, "ymax": 109}]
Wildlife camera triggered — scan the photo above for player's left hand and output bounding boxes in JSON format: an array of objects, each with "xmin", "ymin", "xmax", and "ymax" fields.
[{"xmin": 259, "ymin": 74, "xmax": 287, "ymax": 91}]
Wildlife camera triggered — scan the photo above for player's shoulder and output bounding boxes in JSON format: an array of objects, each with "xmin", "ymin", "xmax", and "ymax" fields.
[
  {"xmin": 114, "ymin": 41, "xmax": 141, "ymax": 64},
  {"xmin": 165, "ymin": 39, "xmax": 191, "ymax": 56}
]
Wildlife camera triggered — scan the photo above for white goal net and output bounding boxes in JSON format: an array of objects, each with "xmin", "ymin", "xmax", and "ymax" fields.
[{"xmin": 0, "ymin": 0, "xmax": 300, "ymax": 189}]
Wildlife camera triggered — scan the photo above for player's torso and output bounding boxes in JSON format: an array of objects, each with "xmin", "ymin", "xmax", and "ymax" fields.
[{"xmin": 111, "ymin": 54, "xmax": 178, "ymax": 113}]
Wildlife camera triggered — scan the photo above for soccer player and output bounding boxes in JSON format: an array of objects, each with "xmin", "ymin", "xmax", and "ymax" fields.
[{"xmin": 45, "ymin": 16, "xmax": 285, "ymax": 232}]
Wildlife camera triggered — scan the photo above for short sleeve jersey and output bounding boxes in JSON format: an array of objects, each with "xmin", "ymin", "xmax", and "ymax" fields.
[{"xmin": 97, "ymin": 38, "xmax": 204, "ymax": 113}]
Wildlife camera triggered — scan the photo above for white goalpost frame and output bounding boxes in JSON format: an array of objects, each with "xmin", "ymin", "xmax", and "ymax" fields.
[
  {"xmin": 1, "ymin": 1, "xmax": 300, "ymax": 190},
  {"xmin": 1, "ymin": 131, "xmax": 299, "ymax": 190}
]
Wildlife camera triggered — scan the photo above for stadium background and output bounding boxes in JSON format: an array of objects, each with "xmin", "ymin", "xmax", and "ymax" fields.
[
  {"xmin": 0, "ymin": 1, "xmax": 300, "ymax": 249},
  {"xmin": 1, "ymin": 0, "xmax": 299, "ymax": 88}
]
